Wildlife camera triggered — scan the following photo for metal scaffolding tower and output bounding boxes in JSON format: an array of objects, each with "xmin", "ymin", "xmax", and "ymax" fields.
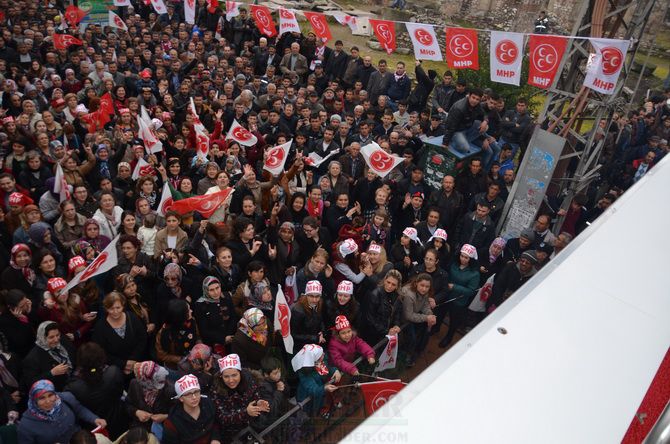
[{"xmin": 501, "ymin": 0, "xmax": 658, "ymax": 233}]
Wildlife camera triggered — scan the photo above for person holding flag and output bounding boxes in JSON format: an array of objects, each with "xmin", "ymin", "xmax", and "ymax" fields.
[
  {"xmin": 327, "ymin": 315, "xmax": 375, "ymax": 376},
  {"xmin": 292, "ymin": 344, "xmax": 341, "ymax": 417}
]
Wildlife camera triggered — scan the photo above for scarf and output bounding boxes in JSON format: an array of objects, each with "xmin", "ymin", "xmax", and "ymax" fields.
[
  {"xmin": 238, "ymin": 307, "xmax": 267, "ymax": 346},
  {"xmin": 249, "ymin": 281, "xmax": 273, "ymax": 311},
  {"xmin": 9, "ymin": 244, "xmax": 35, "ymax": 285},
  {"xmin": 164, "ymin": 263, "xmax": 183, "ymax": 298},
  {"xmin": 306, "ymin": 198, "xmax": 323, "ymax": 219},
  {"xmin": 394, "ymin": 71, "xmax": 405, "ymax": 82},
  {"xmin": 35, "ymin": 321, "xmax": 72, "ymax": 369},
  {"xmin": 198, "ymin": 276, "xmax": 221, "ymax": 303},
  {"xmin": 133, "ymin": 361, "xmax": 168, "ymax": 408},
  {"xmin": 140, "ymin": 191, "xmax": 157, "ymax": 208},
  {"xmin": 489, "ymin": 237, "xmax": 507, "ymax": 263},
  {"xmin": 0, "ymin": 345, "xmax": 18, "ymax": 389},
  {"xmin": 98, "ymin": 159, "xmax": 111, "ymax": 180},
  {"xmin": 28, "ymin": 380, "xmax": 63, "ymax": 421}
]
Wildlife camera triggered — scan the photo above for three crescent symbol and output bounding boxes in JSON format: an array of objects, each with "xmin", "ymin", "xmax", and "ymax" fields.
[
  {"xmin": 601, "ymin": 47, "xmax": 623, "ymax": 75},
  {"xmin": 532, "ymin": 44, "xmax": 558, "ymax": 73},
  {"xmin": 370, "ymin": 150, "xmax": 393, "ymax": 172},
  {"xmin": 266, "ymin": 147, "xmax": 284, "ymax": 167},
  {"xmin": 414, "ymin": 28, "xmax": 433, "ymax": 46},
  {"xmin": 496, "ymin": 40, "xmax": 518, "ymax": 65},
  {"xmin": 233, "ymin": 126, "xmax": 251, "ymax": 140},
  {"xmin": 310, "ymin": 16, "xmax": 324, "ymax": 33},
  {"xmin": 377, "ymin": 24, "xmax": 392, "ymax": 42},
  {"xmin": 450, "ymin": 35, "xmax": 473, "ymax": 57},
  {"xmin": 280, "ymin": 9, "xmax": 293, "ymax": 19}
]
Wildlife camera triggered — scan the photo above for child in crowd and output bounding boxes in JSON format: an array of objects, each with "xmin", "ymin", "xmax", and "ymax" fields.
[
  {"xmin": 327, "ymin": 315, "xmax": 375, "ymax": 376},
  {"xmin": 137, "ymin": 213, "xmax": 158, "ymax": 257}
]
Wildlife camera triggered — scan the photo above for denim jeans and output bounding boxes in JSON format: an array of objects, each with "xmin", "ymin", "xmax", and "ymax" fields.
[
  {"xmin": 450, "ymin": 120, "xmax": 483, "ymax": 154},
  {"xmin": 481, "ymin": 138, "xmax": 502, "ymax": 172}
]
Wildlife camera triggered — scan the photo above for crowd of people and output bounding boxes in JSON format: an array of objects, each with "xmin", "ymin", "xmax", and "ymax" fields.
[{"xmin": 0, "ymin": 1, "xmax": 669, "ymax": 443}]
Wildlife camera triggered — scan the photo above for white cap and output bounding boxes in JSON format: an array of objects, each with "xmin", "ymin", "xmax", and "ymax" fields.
[
  {"xmin": 218, "ymin": 354, "xmax": 242, "ymax": 372},
  {"xmin": 305, "ymin": 280, "xmax": 322, "ymax": 295},
  {"xmin": 338, "ymin": 238, "xmax": 358, "ymax": 257},
  {"xmin": 173, "ymin": 374, "xmax": 201, "ymax": 398},
  {"xmin": 337, "ymin": 280, "xmax": 354, "ymax": 295},
  {"xmin": 460, "ymin": 244, "xmax": 478, "ymax": 260},
  {"xmin": 367, "ymin": 243, "xmax": 382, "ymax": 253},
  {"xmin": 429, "ymin": 228, "xmax": 448, "ymax": 242}
]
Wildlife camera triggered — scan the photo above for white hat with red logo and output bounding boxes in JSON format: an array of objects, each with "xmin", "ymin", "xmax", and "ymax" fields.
[
  {"xmin": 338, "ymin": 238, "xmax": 358, "ymax": 258},
  {"xmin": 305, "ymin": 280, "xmax": 322, "ymax": 295},
  {"xmin": 402, "ymin": 227, "xmax": 422, "ymax": 245},
  {"xmin": 460, "ymin": 244, "xmax": 478, "ymax": 260},
  {"xmin": 173, "ymin": 374, "xmax": 201, "ymax": 398},
  {"xmin": 217, "ymin": 354, "xmax": 242, "ymax": 373},
  {"xmin": 337, "ymin": 280, "xmax": 354, "ymax": 295},
  {"xmin": 334, "ymin": 315, "xmax": 351, "ymax": 332},
  {"xmin": 367, "ymin": 243, "xmax": 382, "ymax": 253},
  {"xmin": 429, "ymin": 228, "xmax": 448, "ymax": 242}
]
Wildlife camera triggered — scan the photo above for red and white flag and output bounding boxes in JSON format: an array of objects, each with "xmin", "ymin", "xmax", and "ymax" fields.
[
  {"xmin": 303, "ymin": 12, "xmax": 332, "ymax": 43},
  {"xmin": 445, "ymin": 27, "xmax": 479, "ymax": 70},
  {"xmin": 369, "ymin": 19, "xmax": 396, "ymax": 55},
  {"xmin": 278, "ymin": 8, "xmax": 300, "ymax": 35},
  {"xmin": 406, "ymin": 23, "xmax": 442, "ymax": 61},
  {"xmin": 99, "ymin": 92, "xmax": 114, "ymax": 116},
  {"xmin": 80, "ymin": 109, "xmax": 110, "ymax": 133},
  {"xmin": 303, "ymin": 148, "xmax": 339, "ymax": 169},
  {"xmin": 274, "ymin": 285, "xmax": 294, "ymax": 354},
  {"xmin": 250, "ymin": 5, "xmax": 277, "ymax": 37},
  {"xmin": 157, "ymin": 183, "xmax": 174, "ymax": 217},
  {"xmin": 108, "ymin": 11, "xmax": 128, "ymax": 31},
  {"xmin": 189, "ymin": 98, "xmax": 206, "ymax": 132},
  {"xmin": 114, "ymin": 0, "xmax": 131, "ymax": 5},
  {"xmin": 374, "ymin": 335, "xmax": 399, "ymax": 372},
  {"xmin": 361, "ymin": 141, "xmax": 404, "ymax": 179},
  {"xmin": 171, "ymin": 188, "xmax": 234, "ymax": 218},
  {"xmin": 194, "ymin": 124, "xmax": 210, "ymax": 160},
  {"xmin": 360, "ymin": 380, "xmax": 407, "ymax": 416},
  {"xmin": 63, "ymin": 236, "xmax": 120, "ymax": 293},
  {"xmin": 490, "ymin": 31, "xmax": 525, "ymax": 86},
  {"xmin": 150, "ymin": 0, "xmax": 168, "ymax": 15},
  {"xmin": 53, "ymin": 162, "xmax": 70, "ymax": 203},
  {"xmin": 132, "ymin": 157, "xmax": 154, "ymax": 180},
  {"xmin": 184, "ymin": 0, "xmax": 196, "ymax": 24},
  {"xmin": 64, "ymin": 5, "xmax": 87, "ymax": 27},
  {"xmin": 53, "ymin": 33, "xmax": 83, "ymax": 50},
  {"xmin": 584, "ymin": 38, "xmax": 630, "ymax": 95},
  {"xmin": 263, "ymin": 140, "xmax": 292, "ymax": 176},
  {"xmin": 331, "ymin": 12, "xmax": 357, "ymax": 32},
  {"xmin": 226, "ymin": 119, "xmax": 258, "ymax": 147},
  {"xmin": 527, "ymin": 35, "xmax": 568, "ymax": 89},
  {"xmin": 226, "ymin": 1, "xmax": 241, "ymax": 21},
  {"xmin": 206, "ymin": 0, "xmax": 219, "ymax": 13},
  {"xmin": 137, "ymin": 115, "xmax": 162, "ymax": 154}
]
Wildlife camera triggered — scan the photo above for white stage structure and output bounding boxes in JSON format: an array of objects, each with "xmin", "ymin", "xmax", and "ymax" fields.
[{"xmin": 345, "ymin": 156, "xmax": 670, "ymax": 444}]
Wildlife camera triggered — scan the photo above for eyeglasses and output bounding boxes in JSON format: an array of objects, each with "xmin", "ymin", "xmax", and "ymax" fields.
[{"xmin": 182, "ymin": 390, "xmax": 201, "ymax": 398}]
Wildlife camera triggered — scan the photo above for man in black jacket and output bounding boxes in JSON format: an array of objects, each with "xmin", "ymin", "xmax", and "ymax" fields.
[
  {"xmin": 325, "ymin": 40, "xmax": 349, "ymax": 83},
  {"xmin": 407, "ymin": 61, "xmax": 437, "ymax": 113},
  {"xmin": 442, "ymin": 88, "xmax": 487, "ymax": 154},
  {"xmin": 454, "ymin": 201, "xmax": 495, "ymax": 252},
  {"xmin": 487, "ymin": 251, "xmax": 538, "ymax": 311},
  {"xmin": 500, "ymin": 98, "xmax": 532, "ymax": 156}
]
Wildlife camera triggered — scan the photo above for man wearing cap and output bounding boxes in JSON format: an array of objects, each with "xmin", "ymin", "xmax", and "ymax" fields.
[
  {"xmin": 398, "ymin": 191, "xmax": 427, "ymax": 230},
  {"xmin": 163, "ymin": 374, "xmax": 221, "ymax": 443},
  {"xmin": 487, "ymin": 251, "xmax": 538, "ymax": 311},
  {"xmin": 504, "ymin": 228, "xmax": 535, "ymax": 263}
]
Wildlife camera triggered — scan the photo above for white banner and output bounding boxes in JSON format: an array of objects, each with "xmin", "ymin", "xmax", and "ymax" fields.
[
  {"xmin": 226, "ymin": 119, "xmax": 258, "ymax": 147},
  {"xmin": 150, "ymin": 0, "xmax": 168, "ymax": 15},
  {"xmin": 108, "ymin": 11, "xmax": 128, "ymax": 31},
  {"xmin": 63, "ymin": 236, "xmax": 119, "ymax": 293},
  {"xmin": 274, "ymin": 285, "xmax": 294, "ymax": 354},
  {"xmin": 113, "ymin": 0, "xmax": 130, "ymax": 6},
  {"xmin": 263, "ymin": 140, "xmax": 292, "ymax": 176},
  {"xmin": 361, "ymin": 141, "xmax": 404, "ymax": 179},
  {"xmin": 226, "ymin": 1, "xmax": 241, "ymax": 21},
  {"xmin": 584, "ymin": 38, "xmax": 630, "ymax": 95},
  {"xmin": 405, "ymin": 23, "xmax": 442, "ymax": 61},
  {"xmin": 374, "ymin": 335, "xmax": 399, "ymax": 372},
  {"xmin": 278, "ymin": 8, "xmax": 300, "ymax": 35},
  {"xmin": 54, "ymin": 162, "xmax": 70, "ymax": 203},
  {"xmin": 303, "ymin": 148, "xmax": 339, "ymax": 169},
  {"xmin": 184, "ymin": 0, "xmax": 196, "ymax": 24},
  {"xmin": 137, "ymin": 115, "xmax": 162, "ymax": 154},
  {"xmin": 132, "ymin": 157, "xmax": 154, "ymax": 180},
  {"xmin": 490, "ymin": 31, "xmax": 525, "ymax": 86}
]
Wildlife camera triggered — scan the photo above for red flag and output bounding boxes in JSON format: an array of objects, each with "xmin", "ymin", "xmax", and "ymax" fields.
[
  {"xmin": 80, "ymin": 109, "xmax": 110, "ymax": 133},
  {"xmin": 527, "ymin": 35, "xmax": 567, "ymax": 89},
  {"xmin": 53, "ymin": 33, "xmax": 83, "ymax": 50},
  {"xmin": 157, "ymin": 183, "xmax": 174, "ymax": 217},
  {"xmin": 360, "ymin": 380, "xmax": 407, "ymax": 416},
  {"xmin": 207, "ymin": 0, "xmax": 219, "ymax": 13},
  {"xmin": 99, "ymin": 92, "xmax": 114, "ymax": 115},
  {"xmin": 171, "ymin": 188, "xmax": 234, "ymax": 218},
  {"xmin": 273, "ymin": 285, "xmax": 294, "ymax": 354},
  {"xmin": 263, "ymin": 140, "xmax": 292, "ymax": 176},
  {"xmin": 445, "ymin": 27, "xmax": 479, "ymax": 70},
  {"xmin": 64, "ymin": 5, "xmax": 87, "ymax": 27},
  {"xmin": 250, "ymin": 5, "xmax": 277, "ymax": 38},
  {"xmin": 132, "ymin": 157, "xmax": 155, "ymax": 180},
  {"xmin": 369, "ymin": 19, "xmax": 396, "ymax": 55},
  {"xmin": 303, "ymin": 12, "xmax": 332, "ymax": 43}
]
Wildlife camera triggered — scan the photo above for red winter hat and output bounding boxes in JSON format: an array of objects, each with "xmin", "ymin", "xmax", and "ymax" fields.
[
  {"xmin": 47, "ymin": 277, "xmax": 68, "ymax": 294},
  {"xmin": 68, "ymin": 256, "xmax": 86, "ymax": 274},
  {"xmin": 334, "ymin": 315, "xmax": 351, "ymax": 332},
  {"xmin": 9, "ymin": 192, "xmax": 33, "ymax": 207}
]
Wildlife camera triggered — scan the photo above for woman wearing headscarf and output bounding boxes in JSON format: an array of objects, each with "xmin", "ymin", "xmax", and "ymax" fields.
[
  {"xmin": 0, "ymin": 289, "xmax": 37, "ymax": 358},
  {"xmin": 64, "ymin": 342, "xmax": 128, "ymax": 439},
  {"xmin": 477, "ymin": 237, "xmax": 507, "ymax": 285},
  {"xmin": 115, "ymin": 274, "xmax": 156, "ymax": 334},
  {"xmin": 77, "ymin": 219, "xmax": 111, "ymax": 252},
  {"xmin": 21, "ymin": 321, "xmax": 75, "ymax": 392},
  {"xmin": 154, "ymin": 262, "xmax": 197, "ymax": 326},
  {"xmin": 17, "ymin": 379, "xmax": 106, "ymax": 444},
  {"xmin": 231, "ymin": 308, "xmax": 271, "ymax": 371},
  {"xmin": 126, "ymin": 361, "xmax": 175, "ymax": 433},
  {"xmin": 27, "ymin": 221, "xmax": 64, "ymax": 262},
  {"xmin": 37, "ymin": 277, "xmax": 95, "ymax": 346},
  {"xmin": 155, "ymin": 299, "xmax": 201, "ymax": 370},
  {"xmin": 178, "ymin": 344, "xmax": 214, "ymax": 395},
  {"xmin": 0, "ymin": 244, "xmax": 36, "ymax": 295},
  {"xmin": 194, "ymin": 276, "xmax": 237, "ymax": 353}
]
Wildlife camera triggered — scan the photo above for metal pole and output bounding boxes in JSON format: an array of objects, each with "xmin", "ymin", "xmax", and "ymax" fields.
[{"xmin": 629, "ymin": 35, "xmax": 657, "ymax": 107}]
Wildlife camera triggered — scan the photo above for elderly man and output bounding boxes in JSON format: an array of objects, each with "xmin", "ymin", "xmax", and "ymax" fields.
[{"xmin": 280, "ymin": 43, "xmax": 308, "ymax": 78}]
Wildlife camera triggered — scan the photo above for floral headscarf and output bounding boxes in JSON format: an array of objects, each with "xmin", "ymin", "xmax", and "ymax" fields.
[
  {"xmin": 133, "ymin": 361, "xmax": 169, "ymax": 407},
  {"xmin": 489, "ymin": 237, "xmax": 507, "ymax": 263},
  {"xmin": 28, "ymin": 380, "xmax": 62, "ymax": 421},
  {"xmin": 9, "ymin": 244, "xmax": 35, "ymax": 285},
  {"xmin": 164, "ymin": 263, "xmax": 183, "ymax": 298},
  {"xmin": 238, "ymin": 307, "xmax": 267, "ymax": 346}
]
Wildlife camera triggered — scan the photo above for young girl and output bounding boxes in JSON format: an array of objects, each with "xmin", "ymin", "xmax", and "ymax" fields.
[
  {"xmin": 362, "ymin": 208, "xmax": 390, "ymax": 250},
  {"xmin": 327, "ymin": 316, "xmax": 375, "ymax": 376},
  {"xmin": 399, "ymin": 273, "xmax": 436, "ymax": 367},
  {"xmin": 292, "ymin": 344, "xmax": 341, "ymax": 417},
  {"xmin": 426, "ymin": 228, "xmax": 451, "ymax": 271},
  {"xmin": 232, "ymin": 261, "xmax": 271, "ymax": 318},
  {"xmin": 137, "ymin": 213, "xmax": 158, "ymax": 257},
  {"xmin": 39, "ymin": 277, "xmax": 96, "ymax": 346}
]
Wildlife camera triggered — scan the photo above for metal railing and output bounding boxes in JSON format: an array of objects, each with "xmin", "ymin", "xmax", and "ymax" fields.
[
  {"xmin": 232, "ymin": 325, "xmax": 409, "ymax": 443},
  {"xmin": 643, "ymin": 399, "xmax": 670, "ymax": 444}
]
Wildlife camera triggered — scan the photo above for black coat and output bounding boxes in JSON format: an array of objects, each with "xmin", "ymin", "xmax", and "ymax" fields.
[
  {"xmin": 359, "ymin": 287, "xmax": 402, "ymax": 345},
  {"xmin": 21, "ymin": 339, "xmax": 76, "ymax": 392},
  {"xmin": 126, "ymin": 379, "xmax": 176, "ymax": 431},
  {"xmin": 489, "ymin": 262, "xmax": 535, "ymax": 309},
  {"xmin": 230, "ymin": 329, "xmax": 271, "ymax": 370},
  {"xmin": 454, "ymin": 212, "xmax": 496, "ymax": 251},
  {"xmin": 0, "ymin": 312, "xmax": 36, "ymax": 358},
  {"xmin": 442, "ymin": 96, "xmax": 486, "ymax": 146},
  {"xmin": 408, "ymin": 65, "xmax": 437, "ymax": 113},
  {"xmin": 64, "ymin": 365, "xmax": 128, "ymax": 439},
  {"xmin": 290, "ymin": 302, "xmax": 324, "ymax": 352},
  {"xmin": 91, "ymin": 311, "xmax": 148, "ymax": 369},
  {"xmin": 193, "ymin": 297, "xmax": 238, "ymax": 348},
  {"xmin": 163, "ymin": 397, "xmax": 220, "ymax": 444}
]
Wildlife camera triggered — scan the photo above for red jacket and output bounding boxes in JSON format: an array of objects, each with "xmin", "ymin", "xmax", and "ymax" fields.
[{"xmin": 327, "ymin": 334, "xmax": 375, "ymax": 375}]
